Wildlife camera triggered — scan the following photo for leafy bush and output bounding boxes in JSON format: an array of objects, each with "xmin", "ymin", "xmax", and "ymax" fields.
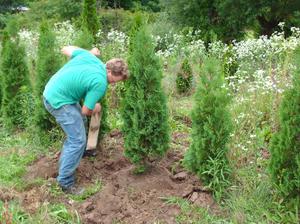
[
  {"xmin": 184, "ymin": 57, "xmax": 233, "ymax": 200},
  {"xmin": 176, "ymin": 58, "xmax": 193, "ymax": 94},
  {"xmin": 269, "ymin": 48, "xmax": 300, "ymax": 203},
  {"xmin": 122, "ymin": 24, "xmax": 169, "ymax": 172}
]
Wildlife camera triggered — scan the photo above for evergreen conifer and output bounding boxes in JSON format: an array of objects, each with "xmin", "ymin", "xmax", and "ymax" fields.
[
  {"xmin": 74, "ymin": 27, "xmax": 94, "ymax": 49},
  {"xmin": 184, "ymin": 57, "xmax": 233, "ymax": 200},
  {"xmin": 1, "ymin": 34, "xmax": 29, "ymax": 130},
  {"xmin": 269, "ymin": 48, "xmax": 300, "ymax": 201},
  {"xmin": 34, "ymin": 21, "xmax": 61, "ymax": 131},
  {"xmin": 81, "ymin": 0, "xmax": 99, "ymax": 37},
  {"xmin": 176, "ymin": 58, "xmax": 193, "ymax": 94},
  {"xmin": 78, "ymin": 2, "xmax": 109, "ymax": 141},
  {"xmin": 122, "ymin": 25, "xmax": 169, "ymax": 172},
  {"xmin": 0, "ymin": 31, "xmax": 9, "ymax": 116}
]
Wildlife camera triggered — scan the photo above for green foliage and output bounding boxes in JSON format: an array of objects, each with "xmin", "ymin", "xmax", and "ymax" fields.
[
  {"xmin": 0, "ymin": 0, "xmax": 25, "ymax": 13},
  {"xmin": 74, "ymin": 27, "xmax": 94, "ymax": 49},
  {"xmin": 34, "ymin": 21, "xmax": 61, "ymax": 131},
  {"xmin": 27, "ymin": 0, "xmax": 81, "ymax": 21},
  {"xmin": 99, "ymin": 9, "xmax": 134, "ymax": 33},
  {"xmin": 48, "ymin": 203, "xmax": 80, "ymax": 223},
  {"xmin": 162, "ymin": 0, "xmax": 300, "ymax": 41},
  {"xmin": 70, "ymin": 179, "xmax": 102, "ymax": 201},
  {"xmin": 128, "ymin": 12, "xmax": 146, "ymax": 54},
  {"xmin": 176, "ymin": 58, "xmax": 193, "ymax": 94},
  {"xmin": 163, "ymin": 197, "xmax": 228, "ymax": 223},
  {"xmin": 121, "ymin": 26, "xmax": 169, "ymax": 169},
  {"xmin": 100, "ymin": 0, "xmax": 160, "ymax": 12},
  {"xmin": 1, "ymin": 34, "xmax": 29, "ymax": 130},
  {"xmin": 0, "ymin": 131, "xmax": 38, "ymax": 188},
  {"xmin": 269, "ymin": 48, "xmax": 300, "ymax": 201},
  {"xmin": 0, "ymin": 32, "xmax": 9, "ymax": 116},
  {"xmin": 81, "ymin": 0, "xmax": 99, "ymax": 37},
  {"xmin": 184, "ymin": 57, "xmax": 233, "ymax": 200}
]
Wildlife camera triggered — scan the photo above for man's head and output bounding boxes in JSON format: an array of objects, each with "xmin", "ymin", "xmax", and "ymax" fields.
[{"xmin": 106, "ymin": 58, "xmax": 129, "ymax": 84}]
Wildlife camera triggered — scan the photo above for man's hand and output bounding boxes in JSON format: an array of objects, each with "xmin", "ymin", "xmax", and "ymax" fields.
[
  {"xmin": 61, "ymin": 46, "xmax": 79, "ymax": 57},
  {"xmin": 82, "ymin": 103, "xmax": 101, "ymax": 116},
  {"xmin": 92, "ymin": 103, "xmax": 101, "ymax": 114},
  {"xmin": 90, "ymin": 47, "xmax": 100, "ymax": 56}
]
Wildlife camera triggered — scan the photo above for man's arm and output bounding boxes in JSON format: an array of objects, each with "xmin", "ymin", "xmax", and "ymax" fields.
[
  {"xmin": 82, "ymin": 103, "xmax": 101, "ymax": 116},
  {"xmin": 61, "ymin": 46, "xmax": 100, "ymax": 58},
  {"xmin": 61, "ymin": 46, "xmax": 80, "ymax": 58}
]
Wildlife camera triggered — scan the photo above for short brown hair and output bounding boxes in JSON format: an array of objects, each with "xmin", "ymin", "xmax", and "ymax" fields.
[{"xmin": 106, "ymin": 58, "xmax": 129, "ymax": 80}]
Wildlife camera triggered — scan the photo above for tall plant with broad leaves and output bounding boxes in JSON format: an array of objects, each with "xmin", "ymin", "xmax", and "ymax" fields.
[
  {"xmin": 184, "ymin": 57, "xmax": 233, "ymax": 200},
  {"xmin": 121, "ymin": 22, "xmax": 169, "ymax": 173}
]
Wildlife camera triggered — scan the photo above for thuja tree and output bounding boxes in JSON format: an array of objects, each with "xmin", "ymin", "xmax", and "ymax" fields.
[
  {"xmin": 81, "ymin": 0, "xmax": 99, "ymax": 38},
  {"xmin": 74, "ymin": 27, "xmax": 94, "ymax": 49},
  {"xmin": 176, "ymin": 58, "xmax": 193, "ymax": 94},
  {"xmin": 1, "ymin": 34, "xmax": 29, "ymax": 130},
  {"xmin": 269, "ymin": 48, "xmax": 300, "ymax": 203},
  {"xmin": 122, "ymin": 26, "xmax": 169, "ymax": 172},
  {"xmin": 184, "ymin": 57, "xmax": 233, "ymax": 200},
  {"xmin": 34, "ymin": 21, "xmax": 61, "ymax": 131},
  {"xmin": 0, "ymin": 31, "xmax": 9, "ymax": 115},
  {"xmin": 74, "ymin": 28, "xmax": 110, "ymax": 140}
]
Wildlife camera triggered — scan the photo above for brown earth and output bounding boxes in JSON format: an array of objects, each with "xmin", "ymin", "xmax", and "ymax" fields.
[{"xmin": 5, "ymin": 131, "xmax": 218, "ymax": 224}]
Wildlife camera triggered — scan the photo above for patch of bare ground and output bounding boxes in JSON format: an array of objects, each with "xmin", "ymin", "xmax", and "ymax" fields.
[{"xmin": 18, "ymin": 130, "xmax": 219, "ymax": 223}]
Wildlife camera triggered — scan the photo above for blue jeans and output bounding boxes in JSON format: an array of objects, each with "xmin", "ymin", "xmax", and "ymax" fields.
[{"xmin": 43, "ymin": 98, "xmax": 87, "ymax": 188}]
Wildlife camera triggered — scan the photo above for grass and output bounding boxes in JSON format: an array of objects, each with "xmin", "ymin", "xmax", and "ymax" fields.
[
  {"xmin": 70, "ymin": 179, "xmax": 103, "ymax": 201},
  {"xmin": 162, "ymin": 196, "xmax": 229, "ymax": 223},
  {"xmin": 0, "ymin": 129, "xmax": 82, "ymax": 223},
  {"xmin": 0, "ymin": 201, "xmax": 81, "ymax": 224},
  {"xmin": 0, "ymin": 131, "xmax": 39, "ymax": 189}
]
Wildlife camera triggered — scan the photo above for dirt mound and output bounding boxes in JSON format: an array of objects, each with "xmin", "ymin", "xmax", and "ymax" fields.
[{"xmin": 24, "ymin": 131, "xmax": 217, "ymax": 223}]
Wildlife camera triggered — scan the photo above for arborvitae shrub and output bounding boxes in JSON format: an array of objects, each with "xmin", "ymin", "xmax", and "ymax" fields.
[
  {"xmin": 74, "ymin": 27, "xmax": 94, "ymax": 49},
  {"xmin": 75, "ymin": 15, "xmax": 109, "ymax": 142},
  {"xmin": 81, "ymin": 0, "xmax": 99, "ymax": 37},
  {"xmin": 184, "ymin": 57, "xmax": 233, "ymax": 200},
  {"xmin": 34, "ymin": 21, "xmax": 61, "ymax": 131},
  {"xmin": 176, "ymin": 58, "xmax": 193, "ymax": 94},
  {"xmin": 0, "ymin": 31, "xmax": 9, "ymax": 116},
  {"xmin": 269, "ymin": 48, "xmax": 300, "ymax": 203},
  {"xmin": 1, "ymin": 36, "xmax": 29, "ymax": 130},
  {"xmin": 122, "ymin": 26, "xmax": 169, "ymax": 172}
]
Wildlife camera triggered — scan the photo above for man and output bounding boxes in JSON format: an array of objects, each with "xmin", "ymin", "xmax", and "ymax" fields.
[{"xmin": 43, "ymin": 46, "xmax": 128, "ymax": 194}]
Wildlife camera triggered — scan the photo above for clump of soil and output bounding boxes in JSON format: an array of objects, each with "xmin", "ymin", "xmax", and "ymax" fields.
[{"xmin": 23, "ymin": 130, "xmax": 217, "ymax": 224}]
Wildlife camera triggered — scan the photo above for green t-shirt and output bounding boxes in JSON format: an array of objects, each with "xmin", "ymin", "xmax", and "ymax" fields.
[{"xmin": 43, "ymin": 49, "xmax": 107, "ymax": 110}]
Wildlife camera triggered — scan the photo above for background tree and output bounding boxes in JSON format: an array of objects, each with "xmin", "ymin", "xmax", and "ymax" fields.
[
  {"xmin": 78, "ymin": 0, "xmax": 109, "ymax": 141},
  {"xmin": 269, "ymin": 48, "xmax": 300, "ymax": 203},
  {"xmin": 184, "ymin": 57, "xmax": 233, "ymax": 200},
  {"xmin": 176, "ymin": 58, "xmax": 193, "ymax": 94},
  {"xmin": 34, "ymin": 21, "xmax": 61, "ymax": 131},
  {"xmin": 121, "ymin": 25, "xmax": 169, "ymax": 173},
  {"xmin": 1, "ymin": 32, "xmax": 29, "ymax": 130},
  {"xmin": 161, "ymin": 0, "xmax": 300, "ymax": 42},
  {"xmin": 100, "ymin": 0, "xmax": 160, "ymax": 11},
  {"xmin": 0, "ymin": 32, "xmax": 9, "ymax": 116},
  {"xmin": 81, "ymin": 0, "xmax": 100, "ymax": 37}
]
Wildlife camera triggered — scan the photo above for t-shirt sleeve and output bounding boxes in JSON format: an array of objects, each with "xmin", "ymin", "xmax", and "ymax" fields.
[
  {"xmin": 83, "ymin": 83, "xmax": 106, "ymax": 110},
  {"xmin": 71, "ymin": 49, "xmax": 87, "ymax": 59}
]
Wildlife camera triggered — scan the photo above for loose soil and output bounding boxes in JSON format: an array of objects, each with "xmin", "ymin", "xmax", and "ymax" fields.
[{"xmin": 4, "ymin": 131, "xmax": 218, "ymax": 224}]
